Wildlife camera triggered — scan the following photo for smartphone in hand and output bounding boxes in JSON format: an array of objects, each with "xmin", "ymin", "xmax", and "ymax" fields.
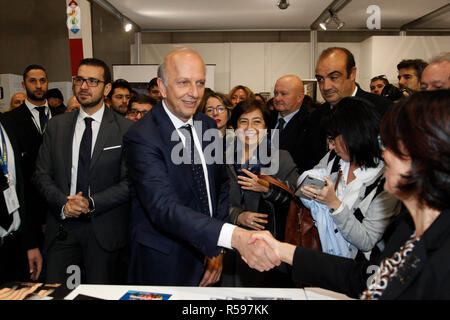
[{"xmin": 296, "ymin": 175, "xmax": 327, "ymax": 197}]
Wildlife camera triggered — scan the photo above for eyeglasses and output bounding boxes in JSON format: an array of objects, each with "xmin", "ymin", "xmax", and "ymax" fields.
[
  {"xmin": 205, "ymin": 106, "xmax": 227, "ymax": 115},
  {"xmin": 128, "ymin": 109, "xmax": 149, "ymax": 116},
  {"xmin": 327, "ymin": 136, "xmax": 336, "ymax": 146},
  {"xmin": 73, "ymin": 76, "xmax": 104, "ymax": 87}
]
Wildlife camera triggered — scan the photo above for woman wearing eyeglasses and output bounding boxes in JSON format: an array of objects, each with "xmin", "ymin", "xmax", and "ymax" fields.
[
  {"xmin": 250, "ymin": 90, "xmax": 450, "ymax": 299},
  {"xmin": 201, "ymin": 92, "xmax": 232, "ymax": 137},
  {"xmin": 297, "ymin": 97, "xmax": 401, "ymax": 260}
]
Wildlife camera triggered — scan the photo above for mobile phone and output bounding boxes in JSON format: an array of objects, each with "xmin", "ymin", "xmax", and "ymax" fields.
[{"xmin": 296, "ymin": 175, "xmax": 327, "ymax": 197}]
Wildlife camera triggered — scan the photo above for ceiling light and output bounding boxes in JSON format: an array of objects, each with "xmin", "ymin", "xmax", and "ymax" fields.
[
  {"xmin": 319, "ymin": 10, "xmax": 345, "ymax": 31},
  {"xmin": 332, "ymin": 15, "xmax": 345, "ymax": 30},
  {"xmin": 124, "ymin": 23, "xmax": 132, "ymax": 32},
  {"xmin": 277, "ymin": 0, "xmax": 289, "ymax": 10}
]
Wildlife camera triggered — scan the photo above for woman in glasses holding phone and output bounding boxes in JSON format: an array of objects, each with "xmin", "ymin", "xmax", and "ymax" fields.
[{"xmin": 298, "ymin": 97, "xmax": 401, "ymax": 260}]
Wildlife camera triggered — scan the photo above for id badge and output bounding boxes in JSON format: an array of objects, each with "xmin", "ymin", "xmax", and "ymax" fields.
[{"xmin": 3, "ymin": 185, "xmax": 20, "ymax": 214}]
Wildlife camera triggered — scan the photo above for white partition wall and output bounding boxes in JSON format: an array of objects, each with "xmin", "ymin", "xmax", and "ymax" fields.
[{"xmin": 134, "ymin": 36, "xmax": 450, "ymax": 99}]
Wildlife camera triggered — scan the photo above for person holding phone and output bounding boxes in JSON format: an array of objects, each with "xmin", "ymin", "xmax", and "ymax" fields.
[
  {"xmin": 220, "ymin": 99, "xmax": 298, "ymax": 287},
  {"xmin": 250, "ymin": 90, "xmax": 450, "ymax": 299},
  {"xmin": 299, "ymin": 97, "xmax": 401, "ymax": 260}
]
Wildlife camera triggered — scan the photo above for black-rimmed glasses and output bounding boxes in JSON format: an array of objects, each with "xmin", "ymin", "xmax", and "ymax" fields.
[{"xmin": 73, "ymin": 76, "xmax": 105, "ymax": 87}]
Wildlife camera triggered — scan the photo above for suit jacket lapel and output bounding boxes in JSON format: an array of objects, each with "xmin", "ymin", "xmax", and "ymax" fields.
[
  {"xmin": 64, "ymin": 111, "xmax": 78, "ymax": 185},
  {"xmin": 90, "ymin": 107, "xmax": 113, "ymax": 171},
  {"xmin": 153, "ymin": 105, "xmax": 202, "ymax": 208}
]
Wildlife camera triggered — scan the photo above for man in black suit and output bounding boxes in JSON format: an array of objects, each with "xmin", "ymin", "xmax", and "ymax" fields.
[
  {"xmin": 33, "ymin": 58, "xmax": 132, "ymax": 286},
  {"xmin": 0, "ymin": 113, "xmax": 42, "ymax": 284},
  {"xmin": 124, "ymin": 47, "xmax": 280, "ymax": 286},
  {"xmin": 271, "ymin": 75, "xmax": 321, "ymax": 174},
  {"xmin": 5, "ymin": 64, "xmax": 55, "ymax": 261},
  {"xmin": 310, "ymin": 47, "xmax": 392, "ymax": 160}
]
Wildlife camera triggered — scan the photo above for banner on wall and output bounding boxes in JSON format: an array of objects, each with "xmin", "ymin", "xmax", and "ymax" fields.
[{"xmin": 67, "ymin": 0, "xmax": 83, "ymax": 76}]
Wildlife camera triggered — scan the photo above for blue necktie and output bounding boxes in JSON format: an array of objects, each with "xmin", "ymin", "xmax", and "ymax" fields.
[
  {"xmin": 76, "ymin": 117, "xmax": 93, "ymax": 197},
  {"xmin": 180, "ymin": 124, "xmax": 210, "ymax": 216}
]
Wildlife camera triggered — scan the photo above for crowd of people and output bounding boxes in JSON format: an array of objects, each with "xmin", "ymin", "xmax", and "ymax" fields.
[{"xmin": 0, "ymin": 46, "xmax": 448, "ymax": 299}]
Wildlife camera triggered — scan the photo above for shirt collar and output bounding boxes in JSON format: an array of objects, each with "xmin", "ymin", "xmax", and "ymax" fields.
[
  {"xmin": 78, "ymin": 104, "xmax": 105, "ymax": 123},
  {"xmin": 162, "ymin": 100, "xmax": 193, "ymax": 129},
  {"xmin": 277, "ymin": 107, "xmax": 300, "ymax": 123},
  {"xmin": 25, "ymin": 99, "xmax": 49, "ymax": 112},
  {"xmin": 351, "ymin": 86, "xmax": 358, "ymax": 97}
]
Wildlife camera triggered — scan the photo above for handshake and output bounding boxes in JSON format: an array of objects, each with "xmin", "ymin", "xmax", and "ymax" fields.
[{"xmin": 231, "ymin": 227, "xmax": 294, "ymax": 271}]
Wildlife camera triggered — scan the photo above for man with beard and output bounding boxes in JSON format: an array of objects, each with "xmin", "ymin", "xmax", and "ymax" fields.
[
  {"xmin": 5, "ymin": 65, "xmax": 56, "ymax": 265},
  {"xmin": 271, "ymin": 75, "xmax": 320, "ymax": 173},
  {"xmin": 33, "ymin": 58, "xmax": 132, "ymax": 286},
  {"xmin": 106, "ymin": 79, "xmax": 132, "ymax": 116},
  {"xmin": 397, "ymin": 58, "xmax": 428, "ymax": 94}
]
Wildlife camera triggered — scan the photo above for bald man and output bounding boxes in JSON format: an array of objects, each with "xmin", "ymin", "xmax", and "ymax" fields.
[
  {"xmin": 124, "ymin": 47, "xmax": 280, "ymax": 286},
  {"xmin": 420, "ymin": 53, "xmax": 450, "ymax": 91},
  {"xmin": 310, "ymin": 47, "xmax": 392, "ymax": 160},
  {"xmin": 272, "ymin": 75, "xmax": 320, "ymax": 173},
  {"xmin": 65, "ymin": 96, "xmax": 81, "ymax": 113},
  {"xmin": 9, "ymin": 93, "xmax": 26, "ymax": 111}
]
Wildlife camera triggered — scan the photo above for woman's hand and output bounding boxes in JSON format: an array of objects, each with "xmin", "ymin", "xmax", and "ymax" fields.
[
  {"xmin": 248, "ymin": 230, "xmax": 296, "ymax": 266},
  {"xmin": 237, "ymin": 211, "xmax": 269, "ymax": 230},
  {"xmin": 237, "ymin": 169, "xmax": 269, "ymax": 193},
  {"xmin": 300, "ymin": 177, "xmax": 341, "ymax": 210}
]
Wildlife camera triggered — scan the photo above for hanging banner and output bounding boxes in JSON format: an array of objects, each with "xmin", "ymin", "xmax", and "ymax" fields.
[{"xmin": 67, "ymin": 0, "xmax": 83, "ymax": 76}]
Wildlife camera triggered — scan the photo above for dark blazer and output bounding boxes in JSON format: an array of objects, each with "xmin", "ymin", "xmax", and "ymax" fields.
[
  {"xmin": 308, "ymin": 86, "xmax": 393, "ymax": 162},
  {"xmin": 0, "ymin": 113, "xmax": 35, "ymax": 250},
  {"xmin": 291, "ymin": 208, "xmax": 450, "ymax": 299},
  {"xmin": 32, "ymin": 107, "xmax": 132, "ymax": 252},
  {"xmin": 227, "ymin": 150, "xmax": 298, "ymax": 239},
  {"xmin": 124, "ymin": 102, "xmax": 230, "ymax": 286},
  {"xmin": 270, "ymin": 105, "xmax": 320, "ymax": 174},
  {"xmin": 4, "ymin": 103, "xmax": 56, "ymax": 233}
]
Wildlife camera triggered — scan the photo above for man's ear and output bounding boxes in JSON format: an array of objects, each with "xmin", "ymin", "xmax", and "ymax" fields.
[
  {"xmin": 350, "ymin": 67, "xmax": 357, "ymax": 81},
  {"xmin": 157, "ymin": 78, "xmax": 167, "ymax": 99},
  {"xmin": 104, "ymin": 82, "xmax": 112, "ymax": 97},
  {"xmin": 21, "ymin": 81, "xmax": 26, "ymax": 91}
]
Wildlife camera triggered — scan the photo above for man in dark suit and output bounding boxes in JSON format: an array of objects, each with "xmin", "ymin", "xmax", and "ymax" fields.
[
  {"xmin": 5, "ymin": 65, "xmax": 56, "ymax": 253},
  {"xmin": 271, "ymin": 75, "xmax": 322, "ymax": 174},
  {"xmin": 0, "ymin": 113, "xmax": 42, "ymax": 284},
  {"xmin": 310, "ymin": 47, "xmax": 392, "ymax": 160},
  {"xmin": 124, "ymin": 47, "xmax": 280, "ymax": 286},
  {"xmin": 33, "ymin": 58, "xmax": 132, "ymax": 286}
]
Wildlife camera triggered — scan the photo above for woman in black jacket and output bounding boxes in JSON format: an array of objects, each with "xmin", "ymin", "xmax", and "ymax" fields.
[{"xmin": 249, "ymin": 90, "xmax": 450, "ymax": 299}]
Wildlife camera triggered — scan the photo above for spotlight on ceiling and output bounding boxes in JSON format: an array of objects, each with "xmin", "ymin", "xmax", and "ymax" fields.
[
  {"xmin": 319, "ymin": 15, "xmax": 332, "ymax": 30},
  {"xmin": 124, "ymin": 22, "xmax": 132, "ymax": 32},
  {"xmin": 277, "ymin": 0, "xmax": 289, "ymax": 10},
  {"xmin": 320, "ymin": 10, "xmax": 345, "ymax": 30}
]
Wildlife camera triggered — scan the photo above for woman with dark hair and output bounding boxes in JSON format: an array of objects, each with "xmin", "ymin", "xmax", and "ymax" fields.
[
  {"xmin": 228, "ymin": 85, "xmax": 255, "ymax": 108},
  {"xmin": 298, "ymin": 97, "xmax": 401, "ymax": 259},
  {"xmin": 221, "ymin": 99, "xmax": 298, "ymax": 287},
  {"xmin": 250, "ymin": 90, "xmax": 450, "ymax": 299}
]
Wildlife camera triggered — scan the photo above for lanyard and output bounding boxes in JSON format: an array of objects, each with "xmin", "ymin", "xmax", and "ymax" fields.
[{"xmin": 0, "ymin": 126, "xmax": 8, "ymax": 175}]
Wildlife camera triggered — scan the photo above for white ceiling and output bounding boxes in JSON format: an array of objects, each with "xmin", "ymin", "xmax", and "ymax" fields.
[{"xmin": 107, "ymin": 0, "xmax": 450, "ymax": 31}]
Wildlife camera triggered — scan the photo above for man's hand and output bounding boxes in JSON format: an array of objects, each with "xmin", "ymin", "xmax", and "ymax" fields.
[
  {"xmin": 231, "ymin": 227, "xmax": 281, "ymax": 272},
  {"xmin": 249, "ymin": 231, "xmax": 296, "ymax": 266},
  {"xmin": 27, "ymin": 248, "xmax": 42, "ymax": 281},
  {"xmin": 199, "ymin": 253, "xmax": 223, "ymax": 287},
  {"xmin": 64, "ymin": 192, "xmax": 90, "ymax": 218}
]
